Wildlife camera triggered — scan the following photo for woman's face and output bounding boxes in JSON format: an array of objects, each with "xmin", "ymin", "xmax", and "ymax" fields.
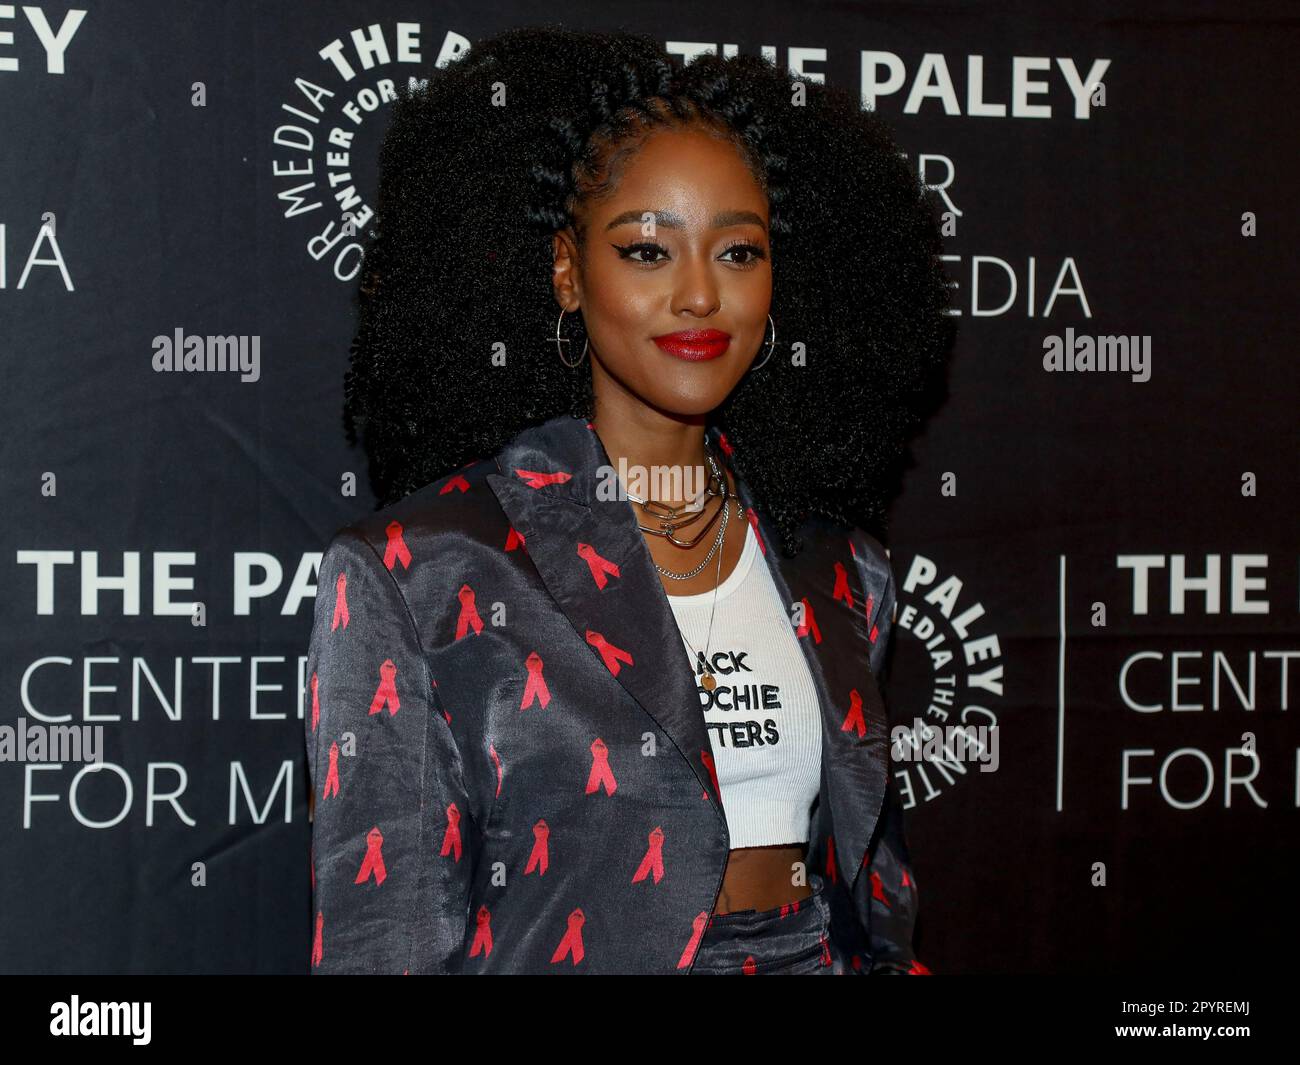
[{"xmin": 552, "ymin": 124, "xmax": 772, "ymax": 418}]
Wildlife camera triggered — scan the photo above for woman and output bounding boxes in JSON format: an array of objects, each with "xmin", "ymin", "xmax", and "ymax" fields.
[{"xmin": 305, "ymin": 25, "xmax": 953, "ymax": 975}]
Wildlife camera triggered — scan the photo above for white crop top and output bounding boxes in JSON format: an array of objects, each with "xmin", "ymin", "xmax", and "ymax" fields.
[{"xmin": 665, "ymin": 520, "xmax": 823, "ymax": 848}]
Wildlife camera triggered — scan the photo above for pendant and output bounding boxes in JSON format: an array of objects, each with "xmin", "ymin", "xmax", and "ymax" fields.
[{"xmin": 701, "ymin": 672, "xmax": 717, "ymax": 691}]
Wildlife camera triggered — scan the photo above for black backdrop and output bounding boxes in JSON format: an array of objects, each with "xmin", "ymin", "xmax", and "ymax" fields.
[{"xmin": 2, "ymin": 0, "xmax": 1296, "ymax": 974}]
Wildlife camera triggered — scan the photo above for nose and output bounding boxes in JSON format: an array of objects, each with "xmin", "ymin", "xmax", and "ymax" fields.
[{"xmin": 670, "ymin": 248, "xmax": 721, "ymax": 317}]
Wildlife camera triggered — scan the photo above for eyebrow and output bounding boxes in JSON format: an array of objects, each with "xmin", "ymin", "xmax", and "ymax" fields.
[{"xmin": 604, "ymin": 209, "xmax": 767, "ymax": 233}]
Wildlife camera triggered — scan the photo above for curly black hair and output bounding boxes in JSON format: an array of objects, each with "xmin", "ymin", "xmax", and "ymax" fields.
[{"xmin": 342, "ymin": 23, "xmax": 955, "ymax": 556}]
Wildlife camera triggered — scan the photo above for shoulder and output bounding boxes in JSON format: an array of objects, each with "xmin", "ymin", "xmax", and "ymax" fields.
[{"xmin": 325, "ymin": 451, "xmax": 511, "ymax": 563}]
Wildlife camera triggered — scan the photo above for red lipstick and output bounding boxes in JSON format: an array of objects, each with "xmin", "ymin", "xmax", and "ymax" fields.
[{"xmin": 652, "ymin": 328, "xmax": 731, "ymax": 361}]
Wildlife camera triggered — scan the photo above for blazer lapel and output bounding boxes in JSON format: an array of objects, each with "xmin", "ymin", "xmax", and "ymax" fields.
[
  {"xmin": 705, "ymin": 425, "xmax": 890, "ymax": 897},
  {"xmin": 485, "ymin": 416, "xmax": 726, "ymax": 823}
]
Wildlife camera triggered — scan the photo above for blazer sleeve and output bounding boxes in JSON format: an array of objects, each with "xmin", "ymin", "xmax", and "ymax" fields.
[
  {"xmin": 856, "ymin": 537, "xmax": 931, "ymax": 975},
  {"xmin": 305, "ymin": 526, "xmax": 476, "ymax": 974}
]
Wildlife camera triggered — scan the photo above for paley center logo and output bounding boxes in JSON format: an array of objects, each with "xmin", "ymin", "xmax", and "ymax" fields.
[
  {"xmin": 268, "ymin": 22, "xmax": 471, "ymax": 281},
  {"xmin": 887, "ymin": 552, "xmax": 1005, "ymax": 809}
]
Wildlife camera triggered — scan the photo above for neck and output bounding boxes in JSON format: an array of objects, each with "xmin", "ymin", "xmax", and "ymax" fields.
[{"xmin": 590, "ymin": 395, "xmax": 713, "ymax": 509}]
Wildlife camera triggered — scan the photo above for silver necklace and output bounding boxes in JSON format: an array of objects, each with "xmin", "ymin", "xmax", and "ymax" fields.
[
  {"xmin": 638, "ymin": 451, "xmax": 731, "ymax": 578},
  {"xmin": 671, "ymin": 503, "xmax": 731, "ymax": 691}
]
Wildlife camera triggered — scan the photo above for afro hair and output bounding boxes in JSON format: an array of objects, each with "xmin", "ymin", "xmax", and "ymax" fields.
[{"xmin": 342, "ymin": 23, "xmax": 955, "ymax": 556}]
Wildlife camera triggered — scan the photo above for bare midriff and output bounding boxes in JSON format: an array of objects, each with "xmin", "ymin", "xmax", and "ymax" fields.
[{"xmin": 713, "ymin": 843, "xmax": 813, "ymax": 914}]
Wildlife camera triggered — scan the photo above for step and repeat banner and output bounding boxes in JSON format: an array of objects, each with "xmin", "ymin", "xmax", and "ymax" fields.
[{"xmin": 1, "ymin": 1, "xmax": 1295, "ymax": 974}]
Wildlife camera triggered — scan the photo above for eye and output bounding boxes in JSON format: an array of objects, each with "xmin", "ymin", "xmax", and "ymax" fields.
[
  {"xmin": 719, "ymin": 240, "xmax": 767, "ymax": 267},
  {"xmin": 612, "ymin": 242, "xmax": 669, "ymax": 264}
]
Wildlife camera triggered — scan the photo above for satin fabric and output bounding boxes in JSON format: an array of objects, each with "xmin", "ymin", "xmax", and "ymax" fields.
[{"xmin": 304, "ymin": 412, "xmax": 926, "ymax": 974}]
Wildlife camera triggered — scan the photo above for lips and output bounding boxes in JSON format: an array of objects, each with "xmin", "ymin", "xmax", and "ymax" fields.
[{"xmin": 651, "ymin": 329, "xmax": 731, "ymax": 361}]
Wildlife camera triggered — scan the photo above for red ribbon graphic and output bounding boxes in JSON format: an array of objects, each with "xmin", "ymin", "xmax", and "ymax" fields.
[
  {"xmin": 870, "ymin": 869, "xmax": 892, "ymax": 908},
  {"xmin": 331, "ymin": 572, "xmax": 349, "ymax": 630},
  {"xmin": 525, "ymin": 819, "xmax": 550, "ymax": 875},
  {"xmin": 514, "ymin": 467, "xmax": 572, "ymax": 489},
  {"xmin": 632, "ymin": 826, "xmax": 665, "ymax": 884},
  {"xmin": 550, "ymin": 908, "xmax": 586, "ymax": 965},
  {"xmin": 455, "ymin": 584, "xmax": 484, "ymax": 639},
  {"xmin": 490, "ymin": 742, "xmax": 503, "ymax": 796},
  {"xmin": 586, "ymin": 630, "xmax": 633, "ymax": 676},
  {"xmin": 701, "ymin": 750, "xmax": 720, "ymax": 802},
  {"xmin": 355, "ymin": 826, "xmax": 386, "ymax": 885},
  {"xmin": 322, "ymin": 741, "xmax": 340, "ymax": 799},
  {"xmin": 369, "ymin": 659, "xmax": 401, "ymax": 716},
  {"xmin": 585, "ymin": 737, "xmax": 617, "ymax": 795},
  {"xmin": 440, "ymin": 473, "xmax": 470, "ymax": 495},
  {"xmin": 716, "ymin": 430, "xmax": 733, "ymax": 456},
  {"xmin": 841, "ymin": 688, "xmax": 866, "ymax": 738},
  {"xmin": 469, "ymin": 905, "xmax": 493, "ymax": 958},
  {"xmin": 795, "ymin": 597, "xmax": 822, "ymax": 644},
  {"xmin": 383, "ymin": 520, "xmax": 412, "ymax": 570},
  {"xmin": 312, "ymin": 911, "xmax": 324, "ymax": 967},
  {"xmin": 825, "ymin": 834, "xmax": 837, "ymax": 885},
  {"xmin": 310, "ymin": 671, "xmax": 319, "ymax": 731},
  {"xmin": 505, "ymin": 526, "xmax": 526, "ymax": 552},
  {"xmin": 677, "ymin": 911, "xmax": 710, "ymax": 969},
  {"xmin": 742, "ymin": 955, "xmax": 757, "ymax": 975},
  {"xmin": 832, "ymin": 560, "xmax": 854, "ymax": 610},
  {"xmin": 519, "ymin": 651, "xmax": 550, "ymax": 710},
  {"xmin": 441, "ymin": 803, "xmax": 462, "ymax": 861},
  {"xmin": 576, "ymin": 542, "xmax": 621, "ymax": 588}
]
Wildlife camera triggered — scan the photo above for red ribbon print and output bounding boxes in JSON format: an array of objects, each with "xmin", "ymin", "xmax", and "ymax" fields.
[
  {"xmin": 585, "ymin": 737, "xmax": 617, "ymax": 795},
  {"xmin": 439, "ymin": 473, "xmax": 470, "ymax": 495},
  {"xmin": 586, "ymin": 630, "xmax": 633, "ymax": 675},
  {"xmin": 576, "ymin": 542, "xmax": 621, "ymax": 588},
  {"xmin": 354, "ymin": 826, "xmax": 386, "ymax": 886},
  {"xmin": 550, "ymin": 908, "xmax": 586, "ymax": 965},
  {"xmin": 469, "ymin": 906, "xmax": 493, "ymax": 958},
  {"xmin": 331, "ymin": 572, "xmax": 349, "ymax": 630},
  {"xmin": 312, "ymin": 911, "xmax": 324, "ymax": 967},
  {"xmin": 441, "ymin": 803, "xmax": 462, "ymax": 861},
  {"xmin": 455, "ymin": 583, "xmax": 484, "ymax": 639},
  {"xmin": 519, "ymin": 651, "xmax": 550, "ymax": 710},
  {"xmin": 870, "ymin": 869, "xmax": 892, "ymax": 908},
  {"xmin": 310, "ymin": 671, "xmax": 319, "ymax": 731},
  {"xmin": 369, "ymin": 659, "xmax": 401, "ymax": 716},
  {"xmin": 742, "ymin": 956, "xmax": 757, "ymax": 975},
  {"xmin": 505, "ymin": 526, "xmax": 526, "ymax": 551},
  {"xmin": 322, "ymin": 741, "xmax": 340, "ymax": 799},
  {"xmin": 632, "ymin": 826, "xmax": 665, "ymax": 884},
  {"xmin": 525, "ymin": 819, "xmax": 549, "ymax": 875},
  {"xmin": 677, "ymin": 911, "xmax": 710, "ymax": 969},
  {"xmin": 841, "ymin": 688, "xmax": 866, "ymax": 738},
  {"xmin": 701, "ymin": 749, "xmax": 720, "ymax": 801},
  {"xmin": 514, "ymin": 467, "xmax": 572, "ymax": 489},
  {"xmin": 825, "ymin": 835, "xmax": 837, "ymax": 885},
  {"xmin": 832, "ymin": 560, "xmax": 853, "ymax": 610},
  {"xmin": 795, "ymin": 597, "xmax": 822, "ymax": 644},
  {"xmin": 383, "ymin": 520, "xmax": 412, "ymax": 571}
]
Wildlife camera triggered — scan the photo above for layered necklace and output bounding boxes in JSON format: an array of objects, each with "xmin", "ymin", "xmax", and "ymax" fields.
[{"xmin": 625, "ymin": 443, "xmax": 740, "ymax": 691}]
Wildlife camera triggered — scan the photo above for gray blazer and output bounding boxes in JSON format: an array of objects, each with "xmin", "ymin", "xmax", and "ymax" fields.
[{"xmin": 305, "ymin": 412, "xmax": 924, "ymax": 974}]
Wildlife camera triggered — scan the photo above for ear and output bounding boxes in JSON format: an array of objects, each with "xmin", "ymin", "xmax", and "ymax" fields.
[{"xmin": 551, "ymin": 226, "xmax": 582, "ymax": 311}]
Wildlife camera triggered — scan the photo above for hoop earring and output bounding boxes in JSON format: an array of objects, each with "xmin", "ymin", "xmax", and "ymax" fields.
[
  {"xmin": 748, "ymin": 314, "xmax": 776, "ymax": 372},
  {"xmin": 554, "ymin": 306, "xmax": 589, "ymax": 368}
]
